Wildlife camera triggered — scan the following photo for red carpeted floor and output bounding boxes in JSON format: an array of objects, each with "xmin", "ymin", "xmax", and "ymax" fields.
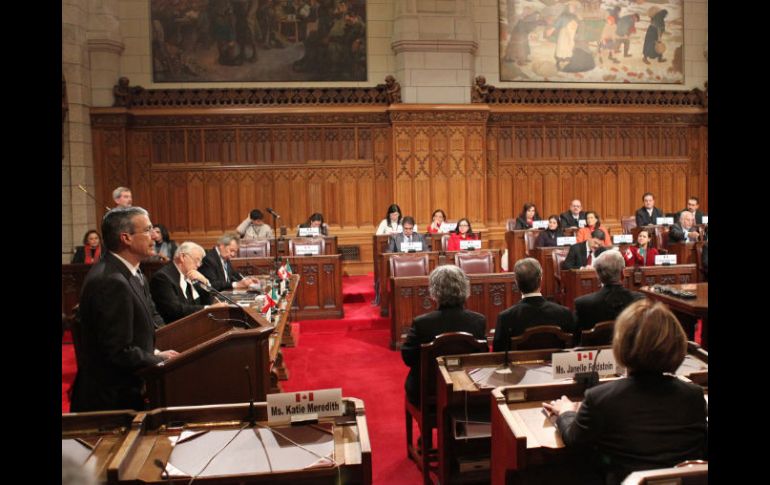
[{"xmin": 61, "ymin": 273, "xmax": 423, "ymax": 484}]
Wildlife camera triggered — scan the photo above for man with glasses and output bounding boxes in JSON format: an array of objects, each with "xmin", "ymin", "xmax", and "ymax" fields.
[
  {"xmin": 199, "ymin": 232, "xmax": 259, "ymax": 291},
  {"xmin": 71, "ymin": 207, "xmax": 179, "ymax": 412},
  {"xmin": 387, "ymin": 216, "xmax": 428, "ymax": 253},
  {"xmin": 150, "ymin": 241, "xmax": 229, "ymax": 322},
  {"xmin": 559, "ymin": 199, "xmax": 586, "ymax": 229}
]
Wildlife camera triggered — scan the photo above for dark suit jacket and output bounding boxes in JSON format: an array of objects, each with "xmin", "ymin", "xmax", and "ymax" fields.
[
  {"xmin": 681, "ymin": 209, "xmax": 704, "ymax": 224},
  {"xmin": 562, "ymin": 242, "xmax": 592, "ymax": 270},
  {"xmin": 574, "ymin": 284, "xmax": 644, "ymax": 336},
  {"xmin": 387, "ymin": 232, "xmax": 429, "ymax": 253},
  {"xmin": 535, "ymin": 229, "xmax": 563, "ymax": 248},
  {"xmin": 149, "ymin": 262, "xmax": 214, "ymax": 323},
  {"xmin": 513, "ymin": 216, "xmax": 539, "ymax": 230},
  {"xmin": 401, "ymin": 306, "xmax": 486, "ymax": 405},
  {"xmin": 199, "ymin": 247, "xmax": 243, "ymax": 291},
  {"xmin": 668, "ymin": 223, "xmax": 698, "ymax": 244},
  {"xmin": 70, "ymin": 252, "xmax": 165, "ymax": 412},
  {"xmin": 556, "ymin": 373, "xmax": 707, "ymax": 484},
  {"xmin": 492, "ymin": 296, "xmax": 575, "ymax": 351},
  {"xmin": 634, "ymin": 207, "xmax": 664, "ymax": 227},
  {"xmin": 560, "ymin": 210, "xmax": 586, "ymax": 229}
]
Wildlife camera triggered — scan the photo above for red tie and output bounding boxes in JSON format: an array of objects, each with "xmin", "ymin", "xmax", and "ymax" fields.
[{"xmin": 587, "ymin": 254, "xmax": 592, "ymax": 266}]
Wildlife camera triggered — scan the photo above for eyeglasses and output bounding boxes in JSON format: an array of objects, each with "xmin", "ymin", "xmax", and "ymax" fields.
[{"xmin": 458, "ymin": 223, "xmax": 470, "ymax": 227}]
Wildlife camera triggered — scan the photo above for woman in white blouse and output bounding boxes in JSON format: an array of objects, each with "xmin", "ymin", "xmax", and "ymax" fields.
[{"xmin": 376, "ymin": 204, "xmax": 418, "ymax": 234}]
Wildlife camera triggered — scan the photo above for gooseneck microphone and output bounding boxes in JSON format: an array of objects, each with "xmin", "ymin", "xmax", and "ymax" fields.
[
  {"xmin": 266, "ymin": 207, "xmax": 281, "ymax": 219},
  {"xmin": 244, "ymin": 365, "xmax": 257, "ymax": 427},
  {"xmin": 206, "ymin": 312, "xmax": 254, "ymax": 329},
  {"xmin": 77, "ymin": 184, "xmax": 111, "ymax": 212},
  {"xmin": 193, "ymin": 280, "xmax": 240, "ymax": 307}
]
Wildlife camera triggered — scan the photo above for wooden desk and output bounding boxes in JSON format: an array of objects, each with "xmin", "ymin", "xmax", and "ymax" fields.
[
  {"xmin": 436, "ymin": 348, "xmax": 707, "ymax": 485},
  {"xmin": 379, "ymin": 249, "xmax": 502, "ymax": 317},
  {"xmin": 558, "ymin": 264, "xmax": 699, "ymax": 310},
  {"xmin": 66, "ymin": 398, "xmax": 372, "ymax": 484},
  {"xmin": 230, "ymin": 255, "xmax": 343, "ymax": 320},
  {"xmin": 532, "ymin": 246, "xmax": 570, "ymax": 299},
  {"xmin": 640, "ymin": 283, "xmax": 709, "ymax": 350},
  {"xmin": 62, "ymin": 410, "xmax": 141, "ymax": 483},
  {"xmin": 273, "ymin": 236, "xmax": 338, "ymax": 256},
  {"xmin": 504, "ymin": 229, "xmax": 539, "ymax": 272},
  {"xmin": 667, "ymin": 241, "xmax": 703, "ymax": 265},
  {"xmin": 389, "ymin": 271, "xmax": 517, "ymax": 349}
]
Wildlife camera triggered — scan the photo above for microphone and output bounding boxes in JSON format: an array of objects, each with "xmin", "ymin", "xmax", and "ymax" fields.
[
  {"xmin": 495, "ymin": 325, "xmax": 512, "ymax": 375},
  {"xmin": 266, "ymin": 207, "xmax": 281, "ymax": 219},
  {"xmin": 574, "ymin": 348, "xmax": 601, "ymax": 390},
  {"xmin": 193, "ymin": 280, "xmax": 241, "ymax": 307},
  {"xmin": 207, "ymin": 312, "xmax": 254, "ymax": 329},
  {"xmin": 77, "ymin": 184, "xmax": 111, "ymax": 212},
  {"xmin": 244, "ymin": 365, "xmax": 257, "ymax": 427}
]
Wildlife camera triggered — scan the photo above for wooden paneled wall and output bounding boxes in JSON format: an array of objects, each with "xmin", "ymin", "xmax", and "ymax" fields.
[{"xmin": 90, "ymin": 93, "xmax": 707, "ymax": 275}]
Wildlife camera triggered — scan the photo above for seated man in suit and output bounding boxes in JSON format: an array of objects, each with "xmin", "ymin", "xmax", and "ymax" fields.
[
  {"xmin": 668, "ymin": 210, "xmax": 701, "ymax": 244},
  {"xmin": 493, "ymin": 258, "xmax": 574, "ymax": 351},
  {"xmin": 559, "ymin": 199, "xmax": 586, "ymax": 229},
  {"xmin": 70, "ymin": 207, "xmax": 179, "ymax": 412},
  {"xmin": 561, "ymin": 237, "xmax": 603, "ymax": 270},
  {"xmin": 634, "ymin": 192, "xmax": 664, "ymax": 227},
  {"xmin": 199, "ymin": 232, "xmax": 258, "ymax": 291},
  {"xmin": 236, "ymin": 209, "xmax": 274, "ymax": 241},
  {"xmin": 574, "ymin": 250, "xmax": 643, "ymax": 339},
  {"xmin": 682, "ymin": 196, "xmax": 704, "ymax": 224},
  {"xmin": 387, "ymin": 216, "xmax": 428, "ymax": 253},
  {"xmin": 149, "ymin": 242, "xmax": 229, "ymax": 323},
  {"xmin": 401, "ymin": 265, "xmax": 486, "ymax": 405}
]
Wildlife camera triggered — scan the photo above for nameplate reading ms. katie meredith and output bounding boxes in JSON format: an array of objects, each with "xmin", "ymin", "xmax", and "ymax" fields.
[
  {"xmin": 295, "ymin": 244, "xmax": 320, "ymax": 255},
  {"xmin": 440, "ymin": 222, "xmax": 457, "ymax": 232},
  {"xmin": 702, "ymin": 216, "xmax": 708, "ymax": 224},
  {"xmin": 557, "ymin": 236, "xmax": 577, "ymax": 246},
  {"xmin": 532, "ymin": 220, "xmax": 550, "ymax": 229},
  {"xmin": 656, "ymin": 217, "xmax": 675, "ymax": 225},
  {"xmin": 655, "ymin": 254, "xmax": 677, "ymax": 265},
  {"xmin": 460, "ymin": 239, "xmax": 482, "ymax": 250},
  {"xmin": 298, "ymin": 227, "xmax": 320, "ymax": 237},
  {"xmin": 552, "ymin": 350, "xmax": 621, "ymax": 379},
  {"xmin": 267, "ymin": 389, "xmax": 343, "ymax": 423},
  {"xmin": 613, "ymin": 234, "xmax": 633, "ymax": 244},
  {"xmin": 401, "ymin": 241, "xmax": 423, "ymax": 252}
]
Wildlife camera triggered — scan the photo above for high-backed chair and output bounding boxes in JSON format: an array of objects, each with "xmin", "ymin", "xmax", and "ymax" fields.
[
  {"xmin": 579, "ymin": 320, "xmax": 615, "ymax": 347},
  {"xmin": 654, "ymin": 225, "xmax": 670, "ymax": 250},
  {"xmin": 389, "ymin": 253, "xmax": 430, "ymax": 278},
  {"xmin": 552, "ymin": 249, "xmax": 569, "ymax": 305},
  {"xmin": 621, "ymin": 216, "xmax": 637, "ymax": 234},
  {"xmin": 523, "ymin": 230, "xmax": 539, "ymax": 256},
  {"xmin": 454, "ymin": 250, "xmax": 494, "ymax": 274},
  {"xmin": 405, "ymin": 332, "xmax": 488, "ymax": 485},
  {"xmin": 509, "ymin": 325, "xmax": 574, "ymax": 351},
  {"xmin": 505, "ymin": 218, "xmax": 517, "ymax": 232},
  {"xmin": 288, "ymin": 237, "xmax": 325, "ymax": 256},
  {"xmin": 238, "ymin": 240, "xmax": 271, "ymax": 257}
]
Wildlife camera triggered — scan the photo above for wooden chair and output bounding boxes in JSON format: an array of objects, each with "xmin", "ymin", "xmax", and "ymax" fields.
[
  {"xmin": 238, "ymin": 240, "xmax": 270, "ymax": 257},
  {"xmin": 454, "ymin": 250, "xmax": 494, "ymax": 274},
  {"xmin": 552, "ymin": 249, "xmax": 569, "ymax": 305},
  {"xmin": 288, "ymin": 237, "xmax": 325, "ymax": 256},
  {"xmin": 579, "ymin": 320, "xmax": 615, "ymax": 346},
  {"xmin": 406, "ymin": 332, "xmax": 488, "ymax": 485},
  {"xmin": 622, "ymin": 461, "xmax": 708, "ymax": 485},
  {"xmin": 653, "ymin": 225, "xmax": 670, "ymax": 251},
  {"xmin": 509, "ymin": 325, "xmax": 574, "ymax": 351},
  {"xmin": 621, "ymin": 216, "xmax": 637, "ymax": 234},
  {"xmin": 505, "ymin": 218, "xmax": 517, "ymax": 232},
  {"xmin": 390, "ymin": 253, "xmax": 430, "ymax": 278},
  {"xmin": 523, "ymin": 230, "xmax": 539, "ymax": 256},
  {"xmin": 440, "ymin": 234, "xmax": 450, "ymax": 252},
  {"xmin": 695, "ymin": 241, "xmax": 707, "ymax": 281}
]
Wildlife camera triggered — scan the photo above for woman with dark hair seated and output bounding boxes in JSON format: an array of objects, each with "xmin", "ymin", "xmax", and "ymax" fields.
[
  {"xmin": 428, "ymin": 209, "xmax": 448, "ymax": 234},
  {"xmin": 543, "ymin": 299, "xmax": 707, "ymax": 484},
  {"xmin": 513, "ymin": 202, "xmax": 541, "ymax": 229},
  {"xmin": 71, "ymin": 230, "xmax": 103, "ymax": 264},
  {"xmin": 446, "ymin": 218, "xmax": 479, "ymax": 251},
  {"xmin": 535, "ymin": 215, "xmax": 564, "ymax": 247},
  {"xmin": 623, "ymin": 228, "xmax": 659, "ymax": 266},
  {"xmin": 575, "ymin": 211, "xmax": 612, "ymax": 246},
  {"xmin": 150, "ymin": 223, "xmax": 177, "ymax": 261},
  {"xmin": 298, "ymin": 212, "xmax": 329, "ymax": 236}
]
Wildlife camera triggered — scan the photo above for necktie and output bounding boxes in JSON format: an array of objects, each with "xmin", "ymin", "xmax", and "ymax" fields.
[
  {"xmin": 222, "ymin": 257, "xmax": 230, "ymax": 283},
  {"xmin": 587, "ymin": 253, "xmax": 593, "ymax": 266},
  {"xmin": 135, "ymin": 269, "xmax": 145, "ymax": 287},
  {"xmin": 185, "ymin": 280, "xmax": 194, "ymax": 302}
]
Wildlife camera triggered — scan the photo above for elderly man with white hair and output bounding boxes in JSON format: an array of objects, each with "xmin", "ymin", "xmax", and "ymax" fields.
[
  {"xmin": 669, "ymin": 210, "xmax": 701, "ymax": 244},
  {"xmin": 149, "ymin": 241, "xmax": 228, "ymax": 323}
]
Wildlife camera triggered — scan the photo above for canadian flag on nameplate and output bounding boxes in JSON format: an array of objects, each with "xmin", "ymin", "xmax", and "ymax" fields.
[
  {"xmin": 295, "ymin": 392, "xmax": 314, "ymax": 403},
  {"xmin": 577, "ymin": 351, "xmax": 594, "ymax": 362},
  {"xmin": 261, "ymin": 291, "xmax": 276, "ymax": 313},
  {"xmin": 277, "ymin": 263, "xmax": 288, "ymax": 280}
]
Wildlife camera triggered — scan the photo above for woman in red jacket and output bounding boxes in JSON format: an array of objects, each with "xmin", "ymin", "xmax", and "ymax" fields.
[
  {"xmin": 447, "ymin": 218, "xmax": 479, "ymax": 251},
  {"xmin": 623, "ymin": 228, "xmax": 659, "ymax": 266},
  {"xmin": 575, "ymin": 211, "xmax": 612, "ymax": 247}
]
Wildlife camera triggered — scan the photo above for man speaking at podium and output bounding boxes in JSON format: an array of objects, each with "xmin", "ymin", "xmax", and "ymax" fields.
[{"xmin": 70, "ymin": 207, "xmax": 179, "ymax": 412}]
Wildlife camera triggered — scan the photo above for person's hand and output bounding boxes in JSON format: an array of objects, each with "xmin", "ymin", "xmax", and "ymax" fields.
[
  {"xmin": 542, "ymin": 395, "xmax": 579, "ymax": 417},
  {"xmin": 207, "ymin": 301, "xmax": 230, "ymax": 309},
  {"xmin": 234, "ymin": 277, "xmax": 257, "ymax": 289},
  {"xmin": 158, "ymin": 350, "xmax": 180, "ymax": 361},
  {"xmin": 186, "ymin": 269, "xmax": 209, "ymax": 285}
]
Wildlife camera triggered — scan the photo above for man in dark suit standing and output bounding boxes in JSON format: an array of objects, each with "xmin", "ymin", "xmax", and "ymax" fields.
[
  {"xmin": 401, "ymin": 265, "xmax": 487, "ymax": 405},
  {"xmin": 493, "ymin": 258, "xmax": 575, "ymax": 351},
  {"xmin": 634, "ymin": 192, "xmax": 664, "ymax": 227},
  {"xmin": 574, "ymin": 250, "xmax": 643, "ymax": 340},
  {"xmin": 70, "ymin": 207, "xmax": 179, "ymax": 412},
  {"xmin": 559, "ymin": 199, "xmax": 586, "ymax": 229},
  {"xmin": 199, "ymin": 232, "xmax": 258, "ymax": 291},
  {"xmin": 149, "ymin": 241, "xmax": 229, "ymax": 323},
  {"xmin": 387, "ymin": 216, "xmax": 428, "ymax": 253},
  {"xmin": 561, "ymin": 237, "xmax": 603, "ymax": 270}
]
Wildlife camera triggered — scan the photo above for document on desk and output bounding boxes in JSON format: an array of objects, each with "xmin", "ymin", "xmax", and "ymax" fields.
[
  {"xmin": 676, "ymin": 354, "xmax": 708, "ymax": 375},
  {"xmin": 468, "ymin": 363, "xmax": 554, "ymax": 388},
  {"xmin": 61, "ymin": 438, "xmax": 95, "ymax": 465}
]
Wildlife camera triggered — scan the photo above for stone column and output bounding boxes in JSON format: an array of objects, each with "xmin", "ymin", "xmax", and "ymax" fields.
[{"xmin": 391, "ymin": 0, "xmax": 478, "ymax": 103}]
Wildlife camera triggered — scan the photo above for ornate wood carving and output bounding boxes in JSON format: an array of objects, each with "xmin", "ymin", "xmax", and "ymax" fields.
[{"xmin": 486, "ymin": 88, "xmax": 706, "ymax": 107}]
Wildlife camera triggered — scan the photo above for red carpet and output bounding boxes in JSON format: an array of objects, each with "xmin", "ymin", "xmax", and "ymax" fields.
[{"xmin": 61, "ymin": 273, "xmax": 423, "ymax": 484}]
